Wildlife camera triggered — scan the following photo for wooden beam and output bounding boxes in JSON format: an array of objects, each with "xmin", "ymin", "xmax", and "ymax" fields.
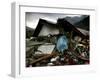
[{"xmin": 30, "ymin": 52, "xmax": 58, "ymax": 65}]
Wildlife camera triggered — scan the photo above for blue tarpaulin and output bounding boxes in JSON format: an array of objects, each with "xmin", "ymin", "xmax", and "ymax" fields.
[{"xmin": 56, "ymin": 35, "xmax": 68, "ymax": 53}]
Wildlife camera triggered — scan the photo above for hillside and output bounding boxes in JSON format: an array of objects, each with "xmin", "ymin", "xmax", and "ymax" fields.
[
  {"xmin": 26, "ymin": 26, "xmax": 35, "ymax": 38},
  {"xmin": 74, "ymin": 16, "xmax": 89, "ymax": 31}
]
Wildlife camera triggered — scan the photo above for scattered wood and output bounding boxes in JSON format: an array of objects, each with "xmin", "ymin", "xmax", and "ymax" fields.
[
  {"xmin": 69, "ymin": 48, "xmax": 89, "ymax": 61},
  {"xmin": 30, "ymin": 52, "xmax": 58, "ymax": 65}
]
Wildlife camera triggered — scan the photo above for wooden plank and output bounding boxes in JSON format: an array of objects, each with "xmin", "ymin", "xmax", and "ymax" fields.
[{"xmin": 30, "ymin": 52, "xmax": 57, "ymax": 65}]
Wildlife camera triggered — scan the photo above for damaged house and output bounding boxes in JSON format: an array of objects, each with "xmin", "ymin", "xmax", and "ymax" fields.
[
  {"xmin": 26, "ymin": 17, "xmax": 89, "ymax": 67},
  {"xmin": 33, "ymin": 18, "xmax": 89, "ymax": 38},
  {"xmin": 34, "ymin": 18, "xmax": 88, "ymax": 35},
  {"xmin": 32, "ymin": 18, "xmax": 89, "ymax": 54}
]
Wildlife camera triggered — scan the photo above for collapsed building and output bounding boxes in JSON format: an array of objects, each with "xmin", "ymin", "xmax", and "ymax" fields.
[
  {"xmin": 33, "ymin": 18, "xmax": 89, "ymax": 38},
  {"xmin": 26, "ymin": 17, "xmax": 89, "ymax": 67}
]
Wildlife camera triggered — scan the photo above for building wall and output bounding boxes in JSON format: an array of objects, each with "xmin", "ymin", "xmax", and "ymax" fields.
[{"xmin": 39, "ymin": 24, "xmax": 59, "ymax": 36}]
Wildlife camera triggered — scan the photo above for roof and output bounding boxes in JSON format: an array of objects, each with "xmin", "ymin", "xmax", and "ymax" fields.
[
  {"xmin": 77, "ymin": 28, "xmax": 89, "ymax": 36},
  {"xmin": 33, "ymin": 19, "xmax": 57, "ymax": 37},
  {"xmin": 33, "ymin": 18, "xmax": 87, "ymax": 38},
  {"xmin": 57, "ymin": 18, "xmax": 87, "ymax": 38}
]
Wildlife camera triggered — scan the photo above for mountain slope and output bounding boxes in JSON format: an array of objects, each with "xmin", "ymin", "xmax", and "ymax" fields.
[
  {"xmin": 26, "ymin": 26, "xmax": 35, "ymax": 38},
  {"xmin": 74, "ymin": 16, "xmax": 89, "ymax": 31}
]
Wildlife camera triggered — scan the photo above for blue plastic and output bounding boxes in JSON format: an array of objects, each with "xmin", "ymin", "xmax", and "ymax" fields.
[{"xmin": 56, "ymin": 35, "xmax": 68, "ymax": 53}]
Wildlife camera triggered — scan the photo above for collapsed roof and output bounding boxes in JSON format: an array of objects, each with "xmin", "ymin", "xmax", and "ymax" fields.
[{"xmin": 33, "ymin": 18, "xmax": 89, "ymax": 39}]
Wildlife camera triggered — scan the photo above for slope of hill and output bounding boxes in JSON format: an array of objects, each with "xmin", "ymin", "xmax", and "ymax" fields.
[
  {"xmin": 74, "ymin": 16, "xmax": 89, "ymax": 31},
  {"xmin": 65, "ymin": 15, "xmax": 87, "ymax": 24},
  {"xmin": 26, "ymin": 26, "xmax": 35, "ymax": 38}
]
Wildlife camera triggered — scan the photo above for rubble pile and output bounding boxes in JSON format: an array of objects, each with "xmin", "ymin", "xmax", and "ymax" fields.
[{"xmin": 26, "ymin": 35, "xmax": 89, "ymax": 67}]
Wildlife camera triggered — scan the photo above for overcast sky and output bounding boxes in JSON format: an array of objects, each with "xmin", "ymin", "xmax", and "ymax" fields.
[{"xmin": 25, "ymin": 12, "xmax": 82, "ymax": 29}]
